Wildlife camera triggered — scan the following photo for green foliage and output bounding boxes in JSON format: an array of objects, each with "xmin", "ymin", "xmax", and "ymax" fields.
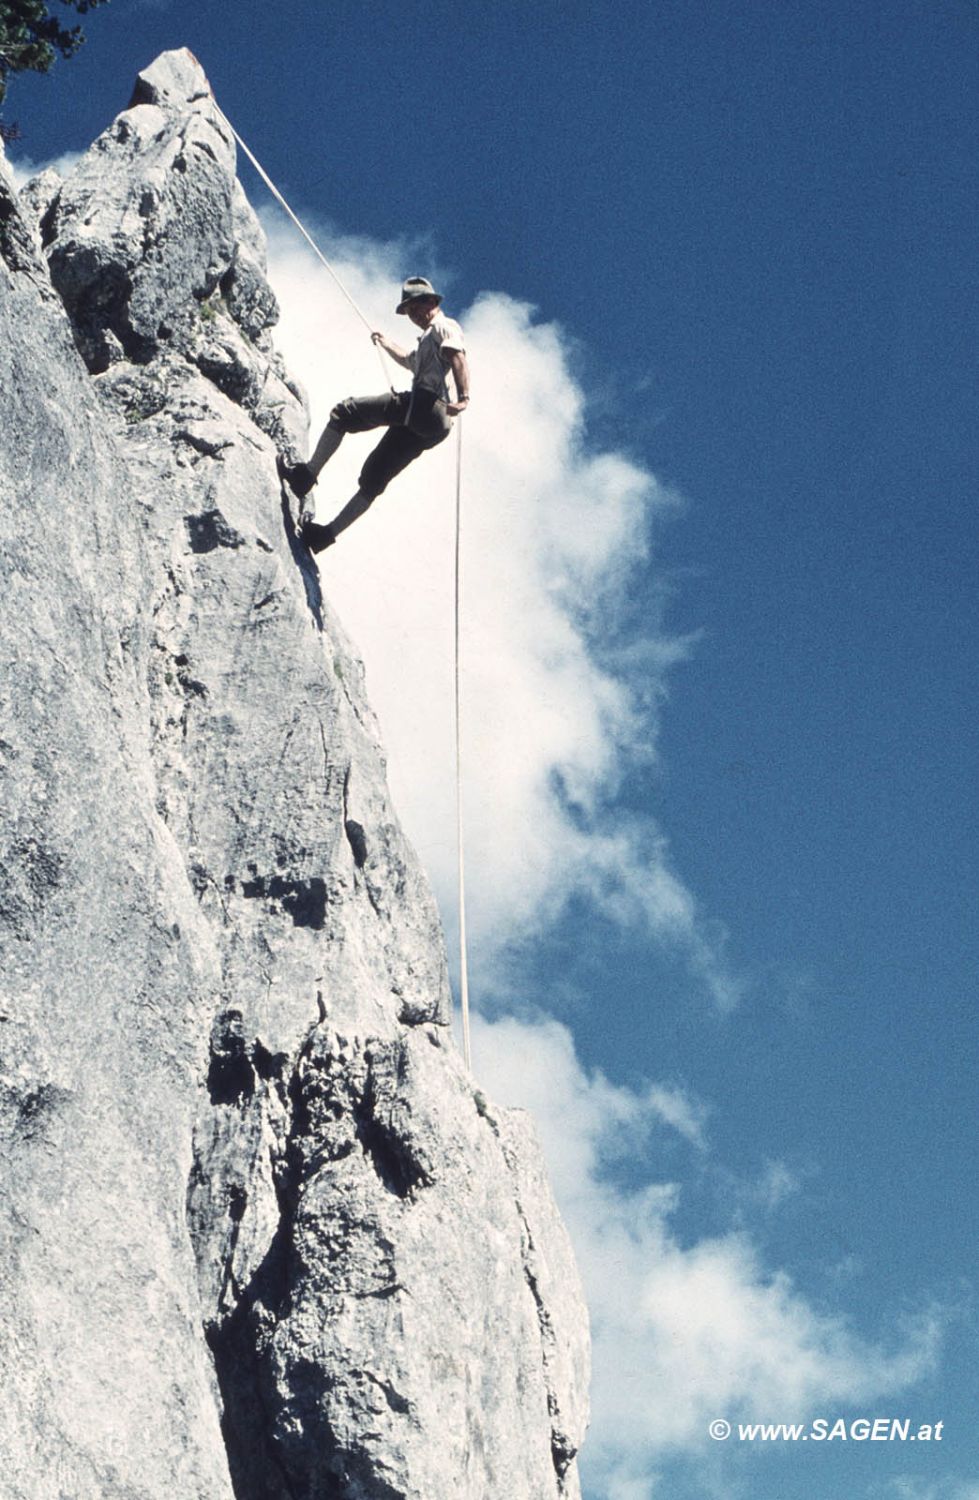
[
  {"xmin": 198, "ymin": 294, "xmax": 230, "ymax": 325},
  {"xmin": 0, "ymin": 0, "xmax": 109, "ymax": 108}
]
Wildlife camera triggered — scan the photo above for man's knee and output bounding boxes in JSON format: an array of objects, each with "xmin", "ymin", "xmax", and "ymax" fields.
[
  {"xmin": 359, "ymin": 430, "xmax": 424, "ymax": 499},
  {"xmin": 328, "ymin": 395, "xmax": 377, "ymax": 433},
  {"xmin": 329, "ymin": 391, "xmax": 408, "ymax": 435},
  {"xmin": 328, "ymin": 398, "xmax": 357, "ymax": 434},
  {"xmin": 357, "ymin": 454, "xmax": 389, "ymax": 500}
]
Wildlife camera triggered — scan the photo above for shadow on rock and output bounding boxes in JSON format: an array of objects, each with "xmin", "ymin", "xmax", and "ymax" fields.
[{"xmin": 280, "ymin": 483, "xmax": 323, "ymax": 631}]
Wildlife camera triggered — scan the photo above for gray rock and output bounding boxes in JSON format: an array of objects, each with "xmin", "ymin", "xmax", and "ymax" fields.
[
  {"xmin": 44, "ymin": 50, "xmax": 237, "ymax": 371},
  {"xmin": 15, "ymin": 166, "xmax": 62, "ymax": 249},
  {"xmin": 0, "ymin": 51, "xmax": 589, "ymax": 1499}
]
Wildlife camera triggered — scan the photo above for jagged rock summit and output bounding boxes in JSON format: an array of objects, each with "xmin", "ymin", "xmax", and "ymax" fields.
[{"xmin": 0, "ymin": 50, "xmax": 589, "ymax": 1500}]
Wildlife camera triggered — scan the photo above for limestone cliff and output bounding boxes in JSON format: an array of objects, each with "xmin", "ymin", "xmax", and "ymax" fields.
[{"xmin": 0, "ymin": 51, "xmax": 589, "ymax": 1500}]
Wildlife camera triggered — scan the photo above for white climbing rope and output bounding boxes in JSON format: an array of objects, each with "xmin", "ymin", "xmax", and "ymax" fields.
[
  {"xmin": 454, "ymin": 419, "xmax": 472, "ymax": 1071},
  {"xmin": 224, "ymin": 119, "xmax": 392, "ymax": 389},
  {"xmin": 227, "ymin": 115, "xmax": 474, "ymax": 1069}
]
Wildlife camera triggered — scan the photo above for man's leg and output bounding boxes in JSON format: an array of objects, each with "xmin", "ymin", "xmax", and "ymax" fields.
[
  {"xmin": 308, "ymin": 423, "xmax": 343, "ymax": 475},
  {"xmin": 281, "ymin": 392, "xmax": 408, "ymax": 498},
  {"xmin": 303, "ymin": 426, "xmax": 426, "ymax": 552},
  {"xmin": 280, "ymin": 426, "xmax": 342, "ymax": 506},
  {"xmin": 324, "ymin": 489, "xmax": 375, "ymax": 538}
]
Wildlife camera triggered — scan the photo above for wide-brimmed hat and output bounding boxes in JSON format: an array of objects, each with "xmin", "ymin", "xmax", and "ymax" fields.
[{"xmin": 396, "ymin": 276, "xmax": 443, "ymax": 314}]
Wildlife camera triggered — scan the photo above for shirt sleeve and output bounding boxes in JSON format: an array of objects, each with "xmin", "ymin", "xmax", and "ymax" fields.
[{"xmin": 436, "ymin": 316, "xmax": 465, "ymax": 355}]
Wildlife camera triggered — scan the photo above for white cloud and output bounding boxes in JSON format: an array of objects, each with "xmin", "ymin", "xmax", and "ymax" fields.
[
  {"xmin": 473, "ymin": 1012, "xmax": 943, "ymax": 1499},
  {"xmin": 717, "ymin": 1156, "xmax": 804, "ymax": 1224},
  {"xmin": 645, "ymin": 1083, "xmax": 710, "ymax": 1151},
  {"xmin": 753, "ymin": 1157, "xmax": 801, "ymax": 1212},
  {"xmin": 262, "ymin": 215, "xmax": 739, "ymax": 1007}
]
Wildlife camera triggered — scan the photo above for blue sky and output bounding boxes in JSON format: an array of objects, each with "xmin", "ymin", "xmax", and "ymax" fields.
[{"xmin": 6, "ymin": 4, "xmax": 978, "ymax": 1498}]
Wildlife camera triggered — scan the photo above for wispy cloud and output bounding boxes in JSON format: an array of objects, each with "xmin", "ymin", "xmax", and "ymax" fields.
[
  {"xmin": 873, "ymin": 1481, "xmax": 979, "ymax": 1500},
  {"xmin": 5, "ymin": 148, "xmax": 82, "ymax": 190},
  {"xmin": 262, "ymin": 215, "xmax": 740, "ymax": 1010}
]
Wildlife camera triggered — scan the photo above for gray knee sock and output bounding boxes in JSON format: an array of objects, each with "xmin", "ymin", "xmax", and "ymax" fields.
[
  {"xmin": 328, "ymin": 489, "xmax": 375, "ymax": 538},
  {"xmin": 308, "ymin": 423, "xmax": 343, "ymax": 476}
]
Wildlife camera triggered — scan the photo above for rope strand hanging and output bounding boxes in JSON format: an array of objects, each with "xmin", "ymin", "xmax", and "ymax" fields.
[
  {"xmin": 454, "ymin": 419, "xmax": 471, "ymax": 1070},
  {"xmin": 226, "ymin": 114, "xmax": 473, "ymax": 1069}
]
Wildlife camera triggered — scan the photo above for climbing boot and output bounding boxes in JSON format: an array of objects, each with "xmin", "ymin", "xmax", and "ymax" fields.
[
  {"xmin": 302, "ymin": 518, "xmax": 336, "ymax": 553},
  {"xmin": 277, "ymin": 456, "xmax": 316, "ymax": 499}
]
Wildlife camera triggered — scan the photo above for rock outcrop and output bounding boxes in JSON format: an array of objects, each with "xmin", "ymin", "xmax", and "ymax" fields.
[{"xmin": 0, "ymin": 51, "xmax": 589, "ymax": 1500}]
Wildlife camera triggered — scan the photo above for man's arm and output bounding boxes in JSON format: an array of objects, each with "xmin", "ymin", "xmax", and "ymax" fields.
[
  {"xmin": 445, "ymin": 349, "xmax": 470, "ymax": 415},
  {"xmin": 371, "ymin": 331, "xmax": 414, "ymax": 370}
]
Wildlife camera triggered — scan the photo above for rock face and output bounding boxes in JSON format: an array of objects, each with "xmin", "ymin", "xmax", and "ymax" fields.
[{"xmin": 0, "ymin": 51, "xmax": 589, "ymax": 1500}]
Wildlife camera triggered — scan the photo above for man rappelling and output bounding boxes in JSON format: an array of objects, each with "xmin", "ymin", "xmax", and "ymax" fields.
[{"xmin": 278, "ymin": 277, "xmax": 471, "ymax": 552}]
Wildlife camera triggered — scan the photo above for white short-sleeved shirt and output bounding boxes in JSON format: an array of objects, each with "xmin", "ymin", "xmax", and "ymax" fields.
[{"xmin": 409, "ymin": 313, "xmax": 465, "ymax": 399}]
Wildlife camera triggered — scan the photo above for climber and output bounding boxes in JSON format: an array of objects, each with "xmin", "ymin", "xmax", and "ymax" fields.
[{"xmin": 278, "ymin": 277, "xmax": 470, "ymax": 552}]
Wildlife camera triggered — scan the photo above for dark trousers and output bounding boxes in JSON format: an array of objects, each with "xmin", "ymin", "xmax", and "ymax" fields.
[{"xmin": 329, "ymin": 389, "xmax": 453, "ymax": 499}]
